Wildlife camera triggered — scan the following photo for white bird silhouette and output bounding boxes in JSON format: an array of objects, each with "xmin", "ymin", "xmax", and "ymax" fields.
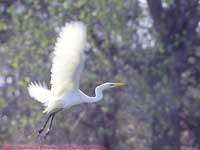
[{"xmin": 28, "ymin": 21, "xmax": 124, "ymax": 136}]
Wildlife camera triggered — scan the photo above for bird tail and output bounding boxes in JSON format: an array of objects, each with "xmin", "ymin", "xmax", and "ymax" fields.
[{"xmin": 28, "ymin": 82, "xmax": 51, "ymax": 106}]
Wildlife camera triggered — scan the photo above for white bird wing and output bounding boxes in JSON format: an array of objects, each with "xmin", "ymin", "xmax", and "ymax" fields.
[
  {"xmin": 50, "ymin": 22, "xmax": 87, "ymax": 99},
  {"xmin": 28, "ymin": 82, "xmax": 51, "ymax": 106}
]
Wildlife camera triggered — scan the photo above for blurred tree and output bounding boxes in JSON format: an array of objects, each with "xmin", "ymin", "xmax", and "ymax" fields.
[
  {"xmin": 147, "ymin": 0, "xmax": 200, "ymax": 149},
  {"xmin": 0, "ymin": 0, "xmax": 200, "ymax": 150},
  {"xmin": 0, "ymin": 0, "xmax": 149, "ymax": 149}
]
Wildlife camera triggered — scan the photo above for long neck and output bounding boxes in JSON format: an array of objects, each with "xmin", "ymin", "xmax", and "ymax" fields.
[{"xmin": 84, "ymin": 86, "xmax": 104, "ymax": 103}]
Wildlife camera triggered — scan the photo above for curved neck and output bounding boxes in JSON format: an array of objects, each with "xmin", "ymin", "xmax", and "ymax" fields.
[{"xmin": 84, "ymin": 86, "xmax": 104, "ymax": 103}]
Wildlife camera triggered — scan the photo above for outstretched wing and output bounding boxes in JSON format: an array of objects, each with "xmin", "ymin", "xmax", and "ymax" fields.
[{"xmin": 50, "ymin": 22, "xmax": 87, "ymax": 98}]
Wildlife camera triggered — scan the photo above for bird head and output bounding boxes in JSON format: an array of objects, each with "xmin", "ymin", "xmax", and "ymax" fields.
[
  {"xmin": 91, "ymin": 82, "xmax": 125, "ymax": 102},
  {"xmin": 99, "ymin": 82, "xmax": 125, "ymax": 90}
]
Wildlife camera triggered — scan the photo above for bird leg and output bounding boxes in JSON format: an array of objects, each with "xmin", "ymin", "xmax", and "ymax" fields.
[
  {"xmin": 44, "ymin": 112, "xmax": 56, "ymax": 137},
  {"xmin": 38, "ymin": 109, "xmax": 62, "ymax": 137},
  {"xmin": 44, "ymin": 109, "xmax": 62, "ymax": 137},
  {"xmin": 38, "ymin": 113, "xmax": 53, "ymax": 135}
]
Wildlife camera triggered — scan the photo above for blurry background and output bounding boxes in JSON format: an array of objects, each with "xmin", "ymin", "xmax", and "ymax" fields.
[{"xmin": 0, "ymin": 0, "xmax": 200, "ymax": 150}]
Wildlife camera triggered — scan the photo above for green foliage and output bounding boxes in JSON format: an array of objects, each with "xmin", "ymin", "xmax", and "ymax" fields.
[
  {"xmin": 0, "ymin": 98, "xmax": 6, "ymax": 106},
  {"xmin": 0, "ymin": 0, "xmax": 200, "ymax": 149}
]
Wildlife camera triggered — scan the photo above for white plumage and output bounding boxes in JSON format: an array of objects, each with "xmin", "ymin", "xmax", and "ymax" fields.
[
  {"xmin": 28, "ymin": 21, "xmax": 124, "ymax": 115},
  {"xmin": 28, "ymin": 22, "xmax": 86, "ymax": 113},
  {"xmin": 50, "ymin": 22, "xmax": 86, "ymax": 96},
  {"xmin": 28, "ymin": 82, "xmax": 51, "ymax": 106}
]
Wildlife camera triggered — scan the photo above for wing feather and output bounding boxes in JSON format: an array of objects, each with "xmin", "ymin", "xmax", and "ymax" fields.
[
  {"xmin": 28, "ymin": 82, "xmax": 51, "ymax": 106},
  {"xmin": 50, "ymin": 22, "xmax": 87, "ymax": 98}
]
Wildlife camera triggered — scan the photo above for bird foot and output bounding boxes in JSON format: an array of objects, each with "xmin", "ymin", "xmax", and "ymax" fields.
[
  {"xmin": 44, "ymin": 129, "xmax": 51, "ymax": 138},
  {"xmin": 38, "ymin": 128, "xmax": 44, "ymax": 135}
]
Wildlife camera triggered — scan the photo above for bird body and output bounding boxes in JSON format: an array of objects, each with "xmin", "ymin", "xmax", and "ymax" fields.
[
  {"xmin": 29, "ymin": 22, "xmax": 87, "ymax": 113},
  {"xmin": 28, "ymin": 21, "xmax": 124, "ymax": 136}
]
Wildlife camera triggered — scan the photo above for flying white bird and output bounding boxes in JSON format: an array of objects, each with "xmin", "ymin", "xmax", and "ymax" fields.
[{"xmin": 28, "ymin": 21, "xmax": 124, "ymax": 136}]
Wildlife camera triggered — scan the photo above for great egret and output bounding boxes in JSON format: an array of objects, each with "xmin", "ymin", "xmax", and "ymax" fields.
[{"xmin": 28, "ymin": 21, "xmax": 124, "ymax": 136}]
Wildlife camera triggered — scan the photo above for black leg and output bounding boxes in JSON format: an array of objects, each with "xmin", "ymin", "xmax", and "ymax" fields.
[
  {"xmin": 38, "ymin": 113, "xmax": 53, "ymax": 135},
  {"xmin": 44, "ymin": 113, "xmax": 56, "ymax": 137},
  {"xmin": 38, "ymin": 109, "xmax": 62, "ymax": 137},
  {"xmin": 44, "ymin": 109, "xmax": 62, "ymax": 137}
]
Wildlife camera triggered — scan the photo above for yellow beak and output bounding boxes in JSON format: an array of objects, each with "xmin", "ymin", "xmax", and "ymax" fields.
[{"xmin": 112, "ymin": 83, "xmax": 125, "ymax": 87}]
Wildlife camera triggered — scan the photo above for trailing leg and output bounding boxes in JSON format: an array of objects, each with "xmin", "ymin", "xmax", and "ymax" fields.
[{"xmin": 38, "ymin": 113, "xmax": 53, "ymax": 135}]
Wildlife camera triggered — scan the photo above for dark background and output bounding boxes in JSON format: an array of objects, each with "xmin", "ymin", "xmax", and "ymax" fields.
[{"xmin": 0, "ymin": 0, "xmax": 200, "ymax": 150}]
